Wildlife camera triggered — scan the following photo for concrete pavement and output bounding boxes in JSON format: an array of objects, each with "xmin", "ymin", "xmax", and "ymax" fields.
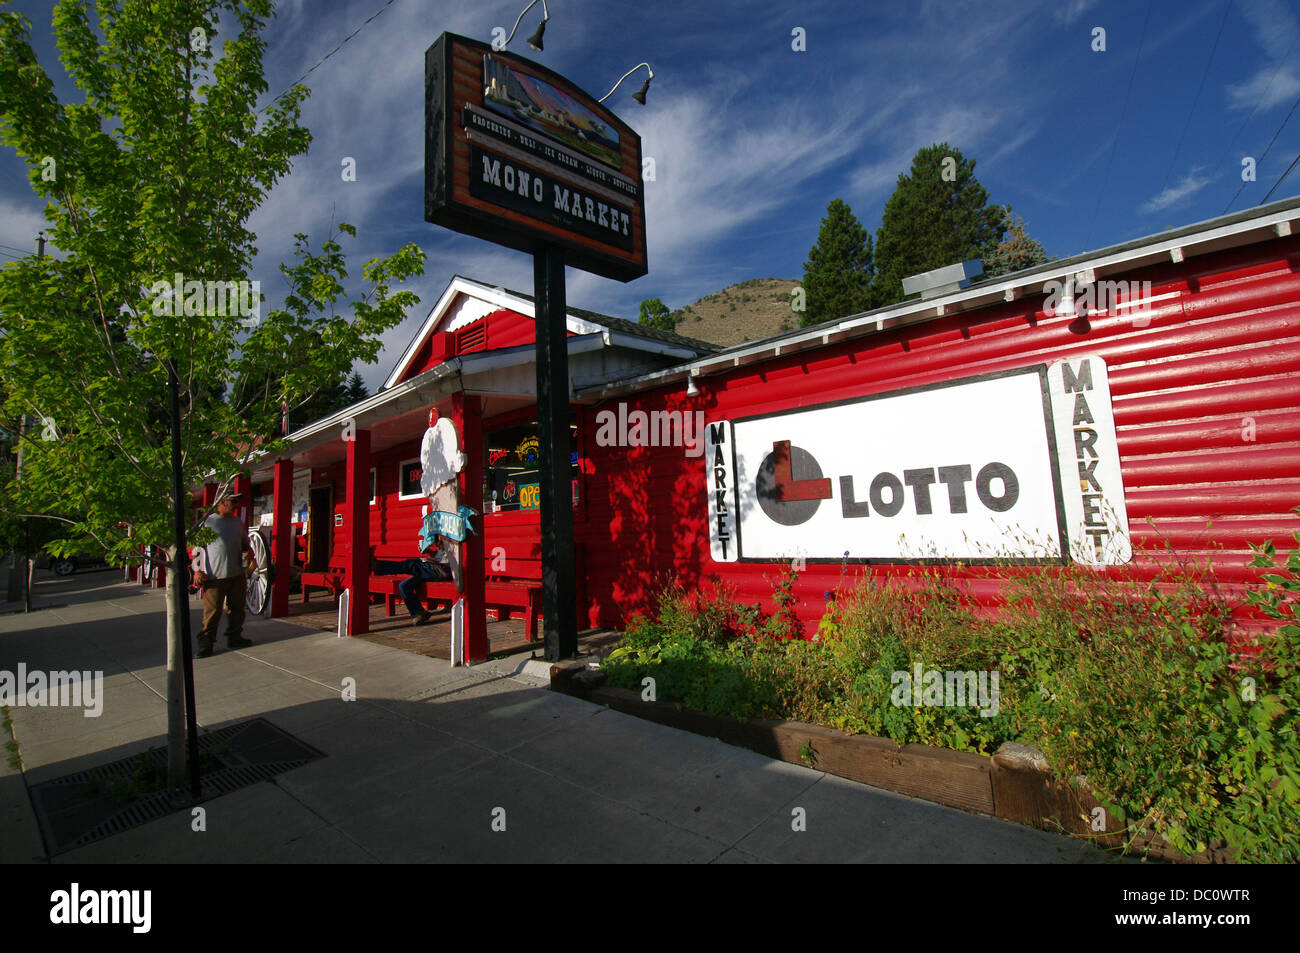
[{"xmin": 0, "ymin": 571, "xmax": 1111, "ymax": 863}]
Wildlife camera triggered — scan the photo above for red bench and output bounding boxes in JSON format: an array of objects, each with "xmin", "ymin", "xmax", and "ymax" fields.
[
  {"xmin": 301, "ymin": 570, "xmax": 346, "ymax": 603},
  {"xmin": 368, "ymin": 573, "xmax": 542, "ymax": 641}
]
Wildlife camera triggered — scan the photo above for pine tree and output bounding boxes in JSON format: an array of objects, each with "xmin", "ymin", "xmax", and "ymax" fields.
[
  {"xmin": 637, "ymin": 297, "xmax": 675, "ymax": 332},
  {"xmin": 800, "ymin": 199, "xmax": 875, "ymax": 327},
  {"xmin": 984, "ymin": 209, "xmax": 1051, "ymax": 278},
  {"xmin": 341, "ymin": 371, "xmax": 368, "ymax": 406},
  {"xmin": 872, "ymin": 144, "xmax": 1006, "ymax": 306}
]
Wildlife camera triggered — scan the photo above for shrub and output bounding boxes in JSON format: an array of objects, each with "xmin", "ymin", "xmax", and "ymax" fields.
[{"xmin": 602, "ymin": 515, "xmax": 1300, "ymax": 861}]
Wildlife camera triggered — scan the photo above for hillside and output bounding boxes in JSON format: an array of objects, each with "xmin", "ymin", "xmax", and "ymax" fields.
[{"xmin": 667, "ymin": 277, "xmax": 800, "ymax": 347}]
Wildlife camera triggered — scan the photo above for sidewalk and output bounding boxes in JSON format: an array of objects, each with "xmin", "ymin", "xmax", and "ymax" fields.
[{"xmin": 1, "ymin": 572, "xmax": 1112, "ymax": 863}]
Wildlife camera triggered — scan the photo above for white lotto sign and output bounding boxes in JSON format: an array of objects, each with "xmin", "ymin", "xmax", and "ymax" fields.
[{"xmin": 704, "ymin": 358, "xmax": 1129, "ymax": 565}]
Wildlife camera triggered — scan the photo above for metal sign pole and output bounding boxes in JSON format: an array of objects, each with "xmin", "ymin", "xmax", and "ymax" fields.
[{"xmin": 534, "ymin": 245, "xmax": 578, "ymax": 661}]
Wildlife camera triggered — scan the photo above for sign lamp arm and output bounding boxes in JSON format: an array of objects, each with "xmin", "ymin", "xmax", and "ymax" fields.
[
  {"xmin": 598, "ymin": 62, "xmax": 654, "ymax": 104},
  {"xmin": 499, "ymin": 0, "xmax": 550, "ymax": 52}
]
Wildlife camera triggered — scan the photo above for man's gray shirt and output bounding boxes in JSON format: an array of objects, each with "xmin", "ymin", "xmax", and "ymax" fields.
[{"xmin": 202, "ymin": 514, "xmax": 246, "ymax": 580}]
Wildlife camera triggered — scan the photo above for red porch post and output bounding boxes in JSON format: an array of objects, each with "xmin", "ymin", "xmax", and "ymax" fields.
[
  {"xmin": 234, "ymin": 474, "xmax": 252, "ymax": 529},
  {"xmin": 202, "ymin": 482, "xmax": 217, "ymax": 508},
  {"xmin": 452, "ymin": 393, "xmax": 488, "ymax": 662},
  {"xmin": 271, "ymin": 459, "xmax": 293, "ymax": 617},
  {"xmin": 345, "ymin": 427, "xmax": 371, "ymax": 636}
]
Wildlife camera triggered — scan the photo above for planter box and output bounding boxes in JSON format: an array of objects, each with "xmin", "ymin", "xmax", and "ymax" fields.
[{"xmin": 585, "ymin": 685, "xmax": 993, "ymax": 816}]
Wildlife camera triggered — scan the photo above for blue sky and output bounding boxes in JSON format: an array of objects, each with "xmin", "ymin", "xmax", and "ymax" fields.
[{"xmin": 2, "ymin": 0, "xmax": 1298, "ymax": 391}]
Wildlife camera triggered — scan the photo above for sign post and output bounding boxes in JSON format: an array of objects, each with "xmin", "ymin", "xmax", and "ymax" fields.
[
  {"xmin": 534, "ymin": 245, "xmax": 578, "ymax": 658},
  {"xmin": 425, "ymin": 32, "xmax": 648, "ymax": 661}
]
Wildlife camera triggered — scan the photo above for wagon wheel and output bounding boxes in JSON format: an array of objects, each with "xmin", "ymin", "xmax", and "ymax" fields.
[{"xmin": 246, "ymin": 529, "xmax": 270, "ymax": 616}]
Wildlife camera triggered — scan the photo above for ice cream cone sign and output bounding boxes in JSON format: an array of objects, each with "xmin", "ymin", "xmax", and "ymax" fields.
[{"xmin": 420, "ymin": 408, "xmax": 466, "ymax": 496}]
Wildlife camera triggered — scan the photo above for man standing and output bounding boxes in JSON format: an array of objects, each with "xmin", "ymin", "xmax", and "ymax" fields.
[{"xmin": 194, "ymin": 496, "xmax": 254, "ymax": 657}]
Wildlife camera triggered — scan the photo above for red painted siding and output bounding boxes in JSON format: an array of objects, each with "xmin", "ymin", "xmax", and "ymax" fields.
[
  {"xmin": 400, "ymin": 308, "xmax": 576, "ymax": 381},
  {"xmin": 577, "ymin": 236, "xmax": 1300, "ymax": 633}
]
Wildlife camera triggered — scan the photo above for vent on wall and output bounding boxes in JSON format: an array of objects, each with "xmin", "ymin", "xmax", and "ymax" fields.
[{"xmin": 455, "ymin": 322, "xmax": 488, "ymax": 353}]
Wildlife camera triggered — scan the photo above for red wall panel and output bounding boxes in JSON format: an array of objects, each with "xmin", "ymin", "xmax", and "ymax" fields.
[{"xmin": 577, "ymin": 236, "xmax": 1300, "ymax": 634}]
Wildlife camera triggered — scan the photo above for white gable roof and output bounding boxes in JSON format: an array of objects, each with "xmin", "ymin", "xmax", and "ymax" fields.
[{"xmin": 382, "ymin": 276, "xmax": 604, "ymax": 389}]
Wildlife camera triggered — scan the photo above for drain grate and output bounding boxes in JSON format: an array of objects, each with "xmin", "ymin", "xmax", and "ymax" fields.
[{"xmin": 29, "ymin": 717, "xmax": 325, "ymax": 856}]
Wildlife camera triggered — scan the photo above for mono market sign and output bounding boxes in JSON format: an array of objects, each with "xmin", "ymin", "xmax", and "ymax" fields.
[
  {"xmin": 704, "ymin": 357, "xmax": 1130, "ymax": 566},
  {"xmin": 424, "ymin": 32, "xmax": 647, "ymax": 282}
]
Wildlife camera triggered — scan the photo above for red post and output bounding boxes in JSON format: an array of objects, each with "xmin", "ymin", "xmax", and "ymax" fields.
[
  {"xmin": 345, "ymin": 427, "xmax": 370, "ymax": 636},
  {"xmin": 234, "ymin": 474, "xmax": 252, "ymax": 529},
  {"xmin": 452, "ymin": 392, "xmax": 488, "ymax": 661},
  {"xmin": 271, "ymin": 459, "xmax": 293, "ymax": 617},
  {"xmin": 202, "ymin": 482, "xmax": 217, "ymax": 507}
]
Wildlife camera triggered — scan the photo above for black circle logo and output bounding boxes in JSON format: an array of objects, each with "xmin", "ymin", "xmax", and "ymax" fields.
[{"xmin": 755, "ymin": 444, "xmax": 825, "ymax": 526}]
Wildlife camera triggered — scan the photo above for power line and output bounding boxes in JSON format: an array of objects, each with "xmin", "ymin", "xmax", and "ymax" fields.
[
  {"xmin": 259, "ymin": 0, "xmax": 399, "ymax": 114},
  {"xmin": 1086, "ymin": 0, "xmax": 1153, "ymax": 248},
  {"xmin": 1224, "ymin": 88, "xmax": 1300, "ymax": 212},
  {"xmin": 0, "ymin": 241, "xmax": 34, "ymax": 255},
  {"xmin": 1156, "ymin": 0, "xmax": 1232, "ymax": 198},
  {"xmin": 1260, "ymin": 149, "xmax": 1300, "ymax": 204},
  {"xmin": 1217, "ymin": 23, "xmax": 1300, "ymax": 213}
]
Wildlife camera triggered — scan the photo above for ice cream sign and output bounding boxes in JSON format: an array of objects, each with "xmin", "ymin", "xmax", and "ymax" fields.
[{"xmin": 704, "ymin": 358, "xmax": 1130, "ymax": 565}]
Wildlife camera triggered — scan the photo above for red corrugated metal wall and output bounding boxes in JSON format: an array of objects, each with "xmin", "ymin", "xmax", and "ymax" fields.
[{"xmin": 576, "ymin": 235, "xmax": 1300, "ymax": 633}]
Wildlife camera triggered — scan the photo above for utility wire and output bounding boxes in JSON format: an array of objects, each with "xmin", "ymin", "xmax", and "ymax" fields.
[
  {"xmin": 0, "ymin": 241, "xmax": 35, "ymax": 255},
  {"xmin": 1224, "ymin": 88, "xmax": 1300, "ymax": 211},
  {"xmin": 1086, "ymin": 0, "xmax": 1153, "ymax": 248},
  {"xmin": 1156, "ymin": 0, "xmax": 1232, "ymax": 198},
  {"xmin": 259, "ymin": 0, "xmax": 399, "ymax": 114},
  {"xmin": 1259, "ymin": 149, "xmax": 1300, "ymax": 204},
  {"xmin": 1218, "ymin": 23, "xmax": 1300, "ymax": 213}
]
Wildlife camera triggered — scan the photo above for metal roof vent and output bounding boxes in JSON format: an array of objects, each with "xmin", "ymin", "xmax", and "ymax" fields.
[{"xmin": 901, "ymin": 259, "xmax": 984, "ymax": 300}]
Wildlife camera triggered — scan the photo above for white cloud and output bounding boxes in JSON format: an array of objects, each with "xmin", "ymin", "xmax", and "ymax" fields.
[
  {"xmin": 1138, "ymin": 167, "xmax": 1215, "ymax": 214},
  {"xmin": 0, "ymin": 195, "xmax": 49, "ymax": 259},
  {"xmin": 1227, "ymin": 0, "xmax": 1300, "ymax": 111},
  {"xmin": 1055, "ymin": 0, "xmax": 1102, "ymax": 26}
]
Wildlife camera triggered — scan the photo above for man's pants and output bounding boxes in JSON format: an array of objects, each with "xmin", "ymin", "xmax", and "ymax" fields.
[
  {"xmin": 373, "ymin": 558, "xmax": 452, "ymax": 617},
  {"xmin": 200, "ymin": 574, "xmax": 247, "ymax": 650}
]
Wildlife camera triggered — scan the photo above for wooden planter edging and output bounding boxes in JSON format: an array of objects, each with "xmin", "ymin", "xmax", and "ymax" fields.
[{"xmin": 553, "ymin": 671, "xmax": 1231, "ymax": 864}]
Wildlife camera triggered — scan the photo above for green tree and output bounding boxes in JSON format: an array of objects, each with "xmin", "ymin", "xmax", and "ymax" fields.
[
  {"xmin": 800, "ymin": 198, "xmax": 875, "ymax": 327},
  {"xmin": 637, "ymin": 297, "xmax": 675, "ymax": 332},
  {"xmin": 872, "ymin": 143, "xmax": 1006, "ymax": 306},
  {"xmin": 0, "ymin": 0, "xmax": 424, "ymax": 785},
  {"xmin": 341, "ymin": 370, "xmax": 368, "ymax": 407},
  {"xmin": 984, "ymin": 209, "xmax": 1051, "ymax": 278}
]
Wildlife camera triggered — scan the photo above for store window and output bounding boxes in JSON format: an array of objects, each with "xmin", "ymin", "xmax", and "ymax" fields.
[
  {"xmin": 484, "ymin": 418, "xmax": 579, "ymax": 513},
  {"xmin": 398, "ymin": 458, "xmax": 423, "ymax": 499}
]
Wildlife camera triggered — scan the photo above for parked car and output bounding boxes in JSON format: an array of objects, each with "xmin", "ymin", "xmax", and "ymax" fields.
[{"xmin": 37, "ymin": 550, "xmax": 110, "ymax": 576}]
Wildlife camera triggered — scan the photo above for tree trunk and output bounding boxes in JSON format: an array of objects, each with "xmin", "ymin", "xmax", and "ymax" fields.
[{"xmin": 164, "ymin": 545, "xmax": 187, "ymax": 787}]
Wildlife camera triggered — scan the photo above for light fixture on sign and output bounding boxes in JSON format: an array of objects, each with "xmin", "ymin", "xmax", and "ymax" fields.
[
  {"xmin": 686, "ymin": 374, "xmax": 699, "ymax": 397},
  {"xmin": 599, "ymin": 62, "xmax": 653, "ymax": 105},
  {"xmin": 499, "ymin": 0, "xmax": 550, "ymax": 52}
]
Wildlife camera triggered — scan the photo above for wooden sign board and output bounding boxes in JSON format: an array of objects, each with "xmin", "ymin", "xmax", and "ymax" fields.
[{"xmin": 424, "ymin": 32, "xmax": 648, "ymax": 282}]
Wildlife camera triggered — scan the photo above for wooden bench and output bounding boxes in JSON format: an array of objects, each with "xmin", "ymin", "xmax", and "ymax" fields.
[
  {"xmin": 302, "ymin": 569, "xmax": 346, "ymax": 603},
  {"xmin": 368, "ymin": 573, "xmax": 542, "ymax": 641}
]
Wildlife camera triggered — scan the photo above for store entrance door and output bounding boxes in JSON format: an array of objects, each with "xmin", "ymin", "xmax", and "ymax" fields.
[{"xmin": 306, "ymin": 485, "xmax": 332, "ymax": 572}]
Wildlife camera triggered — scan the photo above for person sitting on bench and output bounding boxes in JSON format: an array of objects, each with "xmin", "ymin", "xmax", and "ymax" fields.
[{"xmin": 370, "ymin": 538, "xmax": 460, "ymax": 627}]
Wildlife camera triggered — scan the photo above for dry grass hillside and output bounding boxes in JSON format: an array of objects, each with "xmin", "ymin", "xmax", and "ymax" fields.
[{"xmin": 668, "ymin": 277, "xmax": 801, "ymax": 347}]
